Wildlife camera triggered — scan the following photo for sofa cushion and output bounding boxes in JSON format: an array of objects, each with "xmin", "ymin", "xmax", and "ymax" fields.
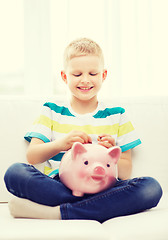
[
  {"xmin": 103, "ymin": 192, "xmax": 168, "ymax": 240},
  {"xmin": 0, "ymin": 203, "xmax": 113, "ymax": 240}
]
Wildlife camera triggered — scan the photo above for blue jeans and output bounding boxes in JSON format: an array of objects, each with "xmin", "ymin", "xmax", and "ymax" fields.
[{"xmin": 4, "ymin": 163, "xmax": 162, "ymax": 223}]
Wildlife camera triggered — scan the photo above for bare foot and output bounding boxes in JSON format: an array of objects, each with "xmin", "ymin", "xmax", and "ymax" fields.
[{"xmin": 8, "ymin": 197, "xmax": 61, "ymax": 219}]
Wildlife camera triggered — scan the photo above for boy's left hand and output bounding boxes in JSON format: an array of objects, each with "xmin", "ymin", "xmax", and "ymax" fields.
[{"xmin": 97, "ymin": 134, "xmax": 116, "ymax": 149}]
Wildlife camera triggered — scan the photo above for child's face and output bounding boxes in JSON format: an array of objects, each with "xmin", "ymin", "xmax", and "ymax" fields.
[{"xmin": 61, "ymin": 55, "xmax": 107, "ymax": 103}]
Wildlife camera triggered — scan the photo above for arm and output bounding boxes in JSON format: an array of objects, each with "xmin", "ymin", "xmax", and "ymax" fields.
[
  {"xmin": 26, "ymin": 138, "xmax": 63, "ymax": 165},
  {"xmin": 26, "ymin": 130, "xmax": 92, "ymax": 165},
  {"xmin": 117, "ymin": 149, "xmax": 132, "ymax": 180}
]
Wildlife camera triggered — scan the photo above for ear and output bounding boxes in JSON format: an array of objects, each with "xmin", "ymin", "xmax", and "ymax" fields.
[
  {"xmin": 108, "ymin": 146, "xmax": 121, "ymax": 164},
  {"xmin": 71, "ymin": 142, "xmax": 87, "ymax": 160},
  {"xmin": 102, "ymin": 69, "xmax": 107, "ymax": 82},
  {"xmin": 61, "ymin": 71, "xmax": 67, "ymax": 84}
]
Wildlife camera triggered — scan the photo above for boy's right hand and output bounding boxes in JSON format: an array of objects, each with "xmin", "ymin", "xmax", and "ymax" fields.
[
  {"xmin": 26, "ymin": 131, "xmax": 92, "ymax": 164},
  {"xmin": 60, "ymin": 130, "xmax": 92, "ymax": 151}
]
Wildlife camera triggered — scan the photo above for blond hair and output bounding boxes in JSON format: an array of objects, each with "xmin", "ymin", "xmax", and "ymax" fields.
[{"xmin": 63, "ymin": 38, "xmax": 104, "ymax": 69}]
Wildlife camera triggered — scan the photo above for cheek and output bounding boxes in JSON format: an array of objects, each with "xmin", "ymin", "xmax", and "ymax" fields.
[
  {"xmin": 106, "ymin": 171, "xmax": 117, "ymax": 183},
  {"xmin": 78, "ymin": 168, "xmax": 88, "ymax": 178},
  {"xmin": 108, "ymin": 175, "xmax": 116, "ymax": 182},
  {"xmin": 95, "ymin": 79, "xmax": 103, "ymax": 89},
  {"xmin": 67, "ymin": 81, "xmax": 74, "ymax": 88}
]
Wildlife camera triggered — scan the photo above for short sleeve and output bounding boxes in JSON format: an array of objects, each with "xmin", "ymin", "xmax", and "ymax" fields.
[
  {"xmin": 116, "ymin": 110, "xmax": 141, "ymax": 152},
  {"xmin": 24, "ymin": 103, "xmax": 52, "ymax": 143}
]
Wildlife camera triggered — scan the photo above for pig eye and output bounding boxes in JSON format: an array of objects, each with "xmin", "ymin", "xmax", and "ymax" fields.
[
  {"xmin": 107, "ymin": 164, "xmax": 110, "ymax": 168},
  {"xmin": 84, "ymin": 160, "xmax": 89, "ymax": 165}
]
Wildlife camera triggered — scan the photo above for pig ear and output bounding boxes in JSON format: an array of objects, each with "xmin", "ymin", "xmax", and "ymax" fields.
[
  {"xmin": 108, "ymin": 146, "xmax": 121, "ymax": 164},
  {"xmin": 71, "ymin": 142, "xmax": 87, "ymax": 160}
]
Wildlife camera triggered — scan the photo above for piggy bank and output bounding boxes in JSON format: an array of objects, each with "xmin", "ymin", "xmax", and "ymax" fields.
[{"xmin": 59, "ymin": 142, "xmax": 121, "ymax": 196}]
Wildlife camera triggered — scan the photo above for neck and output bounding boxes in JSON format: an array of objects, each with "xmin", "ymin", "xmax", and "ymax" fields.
[{"xmin": 70, "ymin": 97, "xmax": 98, "ymax": 114}]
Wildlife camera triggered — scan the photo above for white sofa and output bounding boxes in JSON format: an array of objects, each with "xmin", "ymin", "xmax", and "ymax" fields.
[{"xmin": 0, "ymin": 96, "xmax": 168, "ymax": 240}]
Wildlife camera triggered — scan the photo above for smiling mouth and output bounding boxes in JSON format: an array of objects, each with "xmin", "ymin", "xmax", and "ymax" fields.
[
  {"xmin": 77, "ymin": 86, "xmax": 93, "ymax": 90},
  {"xmin": 91, "ymin": 175, "xmax": 104, "ymax": 182}
]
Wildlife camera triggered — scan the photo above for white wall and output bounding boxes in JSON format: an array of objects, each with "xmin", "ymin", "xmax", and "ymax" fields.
[{"xmin": 0, "ymin": 0, "xmax": 168, "ymax": 98}]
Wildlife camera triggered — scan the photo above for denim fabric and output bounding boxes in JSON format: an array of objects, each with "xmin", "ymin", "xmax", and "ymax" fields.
[{"xmin": 4, "ymin": 163, "xmax": 162, "ymax": 223}]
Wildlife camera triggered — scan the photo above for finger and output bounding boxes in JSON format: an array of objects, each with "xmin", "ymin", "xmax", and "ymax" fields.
[
  {"xmin": 99, "ymin": 136, "xmax": 116, "ymax": 146},
  {"xmin": 98, "ymin": 141, "xmax": 113, "ymax": 149},
  {"xmin": 78, "ymin": 131, "xmax": 92, "ymax": 144},
  {"xmin": 98, "ymin": 134, "xmax": 107, "ymax": 140},
  {"xmin": 72, "ymin": 136, "xmax": 85, "ymax": 144},
  {"xmin": 98, "ymin": 134, "xmax": 112, "ymax": 141},
  {"xmin": 76, "ymin": 132, "xmax": 87, "ymax": 143},
  {"xmin": 87, "ymin": 135, "xmax": 92, "ymax": 143}
]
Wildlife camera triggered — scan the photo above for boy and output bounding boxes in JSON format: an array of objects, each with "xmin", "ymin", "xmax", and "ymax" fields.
[{"xmin": 4, "ymin": 38, "xmax": 162, "ymax": 222}]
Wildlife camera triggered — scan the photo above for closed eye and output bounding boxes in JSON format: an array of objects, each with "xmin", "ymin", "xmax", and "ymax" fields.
[
  {"xmin": 90, "ymin": 73, "xmax": 97, "ymax": 76},
  {"xmin": 73, "ymin": 73, "xmax": 81, "ymax": 77}
]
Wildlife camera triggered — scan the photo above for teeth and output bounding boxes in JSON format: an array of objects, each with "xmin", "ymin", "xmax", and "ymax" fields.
[{"xmin": 78, "ymin": 87, "xmax": 92, "ymax": 90}]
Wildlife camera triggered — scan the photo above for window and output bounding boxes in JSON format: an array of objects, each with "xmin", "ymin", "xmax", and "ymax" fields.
[
  {"xmin": 1, "ymin": 0, "xmax": 168, "ymax": 97},
  {"xmin": 0, "ymin": 0, "xmax": 24, "ymax": 95}
]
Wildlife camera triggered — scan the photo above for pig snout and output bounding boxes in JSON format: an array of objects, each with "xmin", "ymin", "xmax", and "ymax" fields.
[{"xmin": 94, "ymin": 166, "xmax": 105, "ymax": 175}]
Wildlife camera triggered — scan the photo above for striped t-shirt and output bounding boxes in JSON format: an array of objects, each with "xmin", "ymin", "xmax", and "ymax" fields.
[{"xmin": 24, "ymin": 100, "xmax": 141, "ymax": 175}]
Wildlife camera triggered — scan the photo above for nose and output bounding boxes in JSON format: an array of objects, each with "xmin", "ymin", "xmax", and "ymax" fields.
[
  {"xmin": 81, "ymin": 75, "xmax": 89, "ymax": 84},
  {"xmin": 94, "ymin": 166, "xmax": 105, "ymax": 175}
]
